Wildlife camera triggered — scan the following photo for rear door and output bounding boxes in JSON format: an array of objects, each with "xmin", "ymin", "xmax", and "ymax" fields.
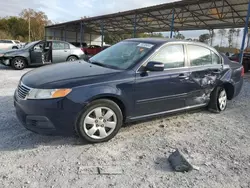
[
  {"xmin": 52, "ymin": 41, "xmax": 71, "ymax": 63},
  {"xmin": 133, "ymin": 44, "xmax": 190, "ymax": 117},
  {"xmin": 185, "ymin": 44, "xmax": 223, "ymax": 106}
]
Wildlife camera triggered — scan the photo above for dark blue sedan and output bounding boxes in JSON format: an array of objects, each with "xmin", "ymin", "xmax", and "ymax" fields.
[{"xmin": 14, "ymin": 38, "xmax": 244, "ymax": 143}]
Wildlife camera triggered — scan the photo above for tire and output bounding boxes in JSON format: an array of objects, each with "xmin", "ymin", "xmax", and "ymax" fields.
[
  {"xmin": 208, "ymin": 86, "xmax": 227, "ymax": 113},
  {"xmin": 67, "ymin": 56, "xmax": 78, "ymax": 62},
  {"xmin": 11, "ymin": 57, "xmax": 27, "ymax": 70},
  {"xmin": 76, "ymin": 99, "xmax": 123, "ymax": 143}
]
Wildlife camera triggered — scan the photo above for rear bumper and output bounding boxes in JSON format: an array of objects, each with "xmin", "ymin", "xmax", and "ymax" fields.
[{"xmin": 234, "ymin": 78, "xmax": 244, "ymax": 98}]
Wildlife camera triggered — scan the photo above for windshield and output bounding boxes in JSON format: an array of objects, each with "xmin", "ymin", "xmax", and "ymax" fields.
[{"xmin": 89, "ymin": 41, "xmax": 154, "ymax": 70}]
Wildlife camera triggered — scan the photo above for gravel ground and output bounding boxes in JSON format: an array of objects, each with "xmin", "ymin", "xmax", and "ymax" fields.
[{"xmin": 0, "ymin": 64, "xmax": 250, "ymax": 188}]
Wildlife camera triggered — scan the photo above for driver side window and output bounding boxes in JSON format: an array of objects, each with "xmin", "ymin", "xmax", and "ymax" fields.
[
  {"xmin": 33, "ymin": 43, "xmax": 44, "ymax": 52},
  {"xmin": 150, "ymin": 44, "xmax": 185, "ymax": 69}
]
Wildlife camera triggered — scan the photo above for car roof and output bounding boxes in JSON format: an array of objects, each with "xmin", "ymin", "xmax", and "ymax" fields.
[
  {"xmin": 125, "ymin": 38, "xmax": 176, "ymax": 45},
  {"xmin": 125, "ymin": 38, "xmax": 208, "ymax": 46},
  {"xmin": 46, "ymin": 40, "xmax": 70, "ymax": 43},
  {"xmin": 125, "ymin": 38, "xmax": 220, "ymax": 55}
]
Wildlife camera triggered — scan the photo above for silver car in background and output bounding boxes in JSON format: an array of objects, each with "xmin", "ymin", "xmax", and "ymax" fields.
[
  {"xmin": 0, "ymin": 39, "xmax": 20, "ymax": 50},
  {"xmin": 0, "ymin": 40, "xmax": 85, "ymax": 70}
]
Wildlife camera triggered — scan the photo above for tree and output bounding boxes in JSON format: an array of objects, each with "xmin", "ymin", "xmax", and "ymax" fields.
[
  {"xmin": 0, "ymin": 17, "xmax": 28, "ymax": 40},
  {"xmin": 0, "ymin": 9, "xmax": 51, "ymax": 41},
  {"xmin": 104, "ymin": 32, "xmax": 164, "ymax": 44},
  {"xmin": 199, "ymin": 33, "xmax": 210, "ymax": 44},
  {"xmin": 174, "ymin": 31, "xmax": 185, "ymax": 39},
  {"xmin": 235, "ymin": 29, "xmax": 241, "ymax": 48},
  {"xmin": 227, "ymin": 28, "xmax": 236, "ymax": 47},
  {"xmin": 19, "ymin": 9, "xmax": 52, "ymax": 41},
  {"xmin": 217, "ymin": 29, "xmax": 226, "ymax": 47}
]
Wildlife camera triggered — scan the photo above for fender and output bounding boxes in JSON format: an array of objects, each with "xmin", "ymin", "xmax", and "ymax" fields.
[{"xmin": 67, "ymin": 84, "xmax": 134, "ymax": 118}]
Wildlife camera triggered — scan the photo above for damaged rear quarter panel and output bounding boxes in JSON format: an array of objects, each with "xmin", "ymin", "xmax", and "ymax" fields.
[{"xmin": 186, "ymin": 63, "xmax": 235, "ymax": 106}]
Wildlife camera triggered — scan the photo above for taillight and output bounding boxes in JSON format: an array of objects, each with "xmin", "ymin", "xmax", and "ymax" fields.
[{"xmin": 241, "ymin": 67, "xmax": 245, "ymax": 77}]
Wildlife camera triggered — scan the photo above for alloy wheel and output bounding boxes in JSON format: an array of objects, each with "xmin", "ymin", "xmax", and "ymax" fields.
[
  {"xmin": 14, "ymin": 59, "xmax": 25, "ymax": 69},
  {"xmin": 218, "ymin": 89, "xmax": 227, "ymax": 111},
  {"xmin": 83, "ymin": 107, "xmax": 117, "ymax": 140},
  {"xmin": 68, "ymin": 57, "xmax": 77, "ymax": 61}
]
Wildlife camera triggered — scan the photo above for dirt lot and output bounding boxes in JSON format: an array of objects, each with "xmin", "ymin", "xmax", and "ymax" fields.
[{"xmin": 0, "ymin": 64, "xmax": 250, "ymax": 188}]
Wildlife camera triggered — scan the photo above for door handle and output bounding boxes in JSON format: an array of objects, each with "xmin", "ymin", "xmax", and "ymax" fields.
[
  {"xmin": 178, "ymin": 73, "xmax": 189, "ymax": 80},
  {"xmin": 212, "ymin": 70, "xmax": 221, "ymax": 74},
  {"xmin": 64, "ymin": 50, "xmax": 68, "ymax": 52}
]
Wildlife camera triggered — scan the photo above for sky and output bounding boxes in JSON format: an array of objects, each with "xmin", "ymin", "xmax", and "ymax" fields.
[{"xmin": 0, "ymin": 0, "xmax": 246, "ymax": 47}]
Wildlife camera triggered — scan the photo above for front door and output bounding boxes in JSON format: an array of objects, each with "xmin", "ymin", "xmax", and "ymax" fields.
[
  {"xmin": 52, "ymin": 41, "xmax": 71, "ymax": 63},
  {"xmin": 185, "ymin": 44, "xmax": 223, "ymax": 106},
  {"xmin": 133, "ymin": 44, "xmax": 190, "ymax": 117},
  {"xmin": 30, "ymin": 42, "xmax": 44, "ymax": 65}
]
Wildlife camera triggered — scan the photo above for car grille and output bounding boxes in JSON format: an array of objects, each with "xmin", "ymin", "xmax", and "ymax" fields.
[{"xmin": 17, "ymin": 83, "xmax": 31, "ymax": 99}]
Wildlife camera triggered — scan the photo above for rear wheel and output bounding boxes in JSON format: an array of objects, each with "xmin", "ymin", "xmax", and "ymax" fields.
[
  {"xmin": 76, "ymin": 99, "xmax": 123, "ymax": 143},
  {"xmin": 11, "ymin": 57, "xmax": 27, "ymax": 70},
  {"xmin": 67, "ymin": 56, "xmax": 78, "ymax": 62},
  {"xmin": 208, "ymin": 86, "xmax": 227, "ymax": 113}
]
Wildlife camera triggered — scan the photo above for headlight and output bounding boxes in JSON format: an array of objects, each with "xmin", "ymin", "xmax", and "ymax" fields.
[{"xmin": 26, "ymin": 88, "xmax": 72, "ymax": 99}]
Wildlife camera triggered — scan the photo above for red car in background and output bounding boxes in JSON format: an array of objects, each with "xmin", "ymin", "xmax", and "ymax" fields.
[
  {"xmin": 229, "ymin": 53, "xmax": 250, "ymax": 73},
  {"xmin": 82, "ymin": 45, "xmax": 102, "ymax": 56}
]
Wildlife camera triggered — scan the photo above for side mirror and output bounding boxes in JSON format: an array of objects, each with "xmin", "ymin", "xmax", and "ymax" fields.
[{"xmin": 145, "ymin": 61, "xmax": 164, "ymax": 71}]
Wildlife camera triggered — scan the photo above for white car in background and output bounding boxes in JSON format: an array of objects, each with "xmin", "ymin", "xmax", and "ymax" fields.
[{"xmin": 0, "ymin": 40, "xmax": 21, "ymax": 50}]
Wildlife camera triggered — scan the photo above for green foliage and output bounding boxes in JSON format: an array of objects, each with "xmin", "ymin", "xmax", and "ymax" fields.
[
  {"xmin": 174, "ymin": 31, "xmax": 185, "ymax": 39},
  {"xmin": 104, "ymin": 32, "xmax": 164, "ymax": 44},
  {"xmin": 199, "ymin": 33, "xmax": 211, "ymax": 44},
  {"xmin": 228, "ymin": 28, "xmax": 236, "ymax": 48},
  {"xmin": 0, "ymin": 9, "xmax": 51, "ymax": 41}
]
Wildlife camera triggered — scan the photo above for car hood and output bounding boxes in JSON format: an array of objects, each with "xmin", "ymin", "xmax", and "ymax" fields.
[
  {"xmin": 21, "ymin": 61, "xmax": 122, "ymax": 88},
  {"xmin": 3, "ymin": 48, "xmax": 26, "ymax": 55}
]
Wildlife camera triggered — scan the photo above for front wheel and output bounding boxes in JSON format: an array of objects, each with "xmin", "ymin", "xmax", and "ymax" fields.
[
  {"xmin": 208, "ymin": 86, "xmax": 227, "ymax": 113},
  {"xmin": 11, "ymin": 57, "xmax": 27, "ymax": 70},
  {"xmin": 76, "ymin": 99, "xmax": 123, "ymax": 143}
]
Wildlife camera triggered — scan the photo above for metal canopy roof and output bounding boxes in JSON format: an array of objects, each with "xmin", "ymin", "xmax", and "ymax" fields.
[{"xmin": 46, "ymin": 0, "xmax": 250, "ymax": 34}]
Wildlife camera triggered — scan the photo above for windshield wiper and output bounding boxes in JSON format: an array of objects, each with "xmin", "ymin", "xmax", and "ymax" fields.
[
  {"xmin": 88, "ymin": 59, "xmax": 122, "ymax": 70},
  {"xmin": 91, "ymin": 61, "xmax": 105, "ymax": 67}
]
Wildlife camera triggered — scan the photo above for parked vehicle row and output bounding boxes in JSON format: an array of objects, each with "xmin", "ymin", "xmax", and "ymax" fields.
[
  {"xmin": 14, "ymin": 38, "xmax": 243, "ymax": 143},
  {"xmin": 69, "ymin": 42, "xmax": 110, "ymax": 56},
  {"xmin": 229, "ymin": 53, "xmax": 250, "ymax": 73},
  {"xmin": 0, "ymin": 40, "xmax": 85, "ymax": 70}
]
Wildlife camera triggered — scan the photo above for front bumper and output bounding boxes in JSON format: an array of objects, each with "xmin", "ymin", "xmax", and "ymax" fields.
[
  {"xmin": 14, "ymin": 91, "xmax": 86, "ymax": 136},
  {"xmin": 0, "ymin": 58, "xmax": 10, "ymax": 66}
]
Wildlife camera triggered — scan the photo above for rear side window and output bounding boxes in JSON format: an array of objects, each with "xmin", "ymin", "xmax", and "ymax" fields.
[
  {"xmin": 212, "ymin": 51, "xmax": 221, "ymax": 64},
  {"xmin": 5, "ymin": 40, "xmax": 13, "ymax": 44},
  {"xmin": 150, "ymin": 44, "xmax": 185, "ymax": 69},
  {"xmin": 64, "ymin": 43, "xmax": 70, "ymax": 49},
  {"xmin": 52, "ymin": 42, "xmax": 65, "ymax": 50},
  {"xmin": 188, "ymin": 45, "xmax": 212, "ymax": 66}
]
